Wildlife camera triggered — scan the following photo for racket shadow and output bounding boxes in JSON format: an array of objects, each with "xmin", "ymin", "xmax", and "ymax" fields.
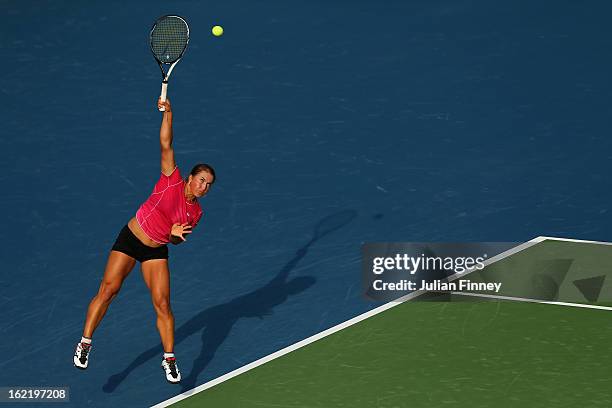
[{"xmin": 102, "ymin": 209, "xmax": 357, "ymax": 393}]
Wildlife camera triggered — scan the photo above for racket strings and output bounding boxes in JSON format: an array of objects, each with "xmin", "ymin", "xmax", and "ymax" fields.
[{"xmin": 151, "ymin": 17, "xmax": 189, "ymax": 63}]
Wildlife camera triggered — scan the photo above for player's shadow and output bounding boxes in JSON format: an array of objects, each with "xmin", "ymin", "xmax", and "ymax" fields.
[{"xmin": 102, "ymin": 209, "xmax": 357, "ymax": 393}]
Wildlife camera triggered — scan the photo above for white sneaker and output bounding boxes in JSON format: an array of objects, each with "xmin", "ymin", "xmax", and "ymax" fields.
[
  {"xmin": 73, "ymin": 342, "xmax": 92, "ymax": 369},
  {"xmin": 161, "ymin": 357, "xmax": 181, "ymax": 383}
]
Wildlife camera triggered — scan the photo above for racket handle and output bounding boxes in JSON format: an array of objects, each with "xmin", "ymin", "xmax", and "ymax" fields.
[{"xmin": 159, "ymin": 81, "xmax": 168, "ymax": 112}]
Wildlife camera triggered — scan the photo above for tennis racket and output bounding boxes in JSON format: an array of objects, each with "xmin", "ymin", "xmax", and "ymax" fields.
[{"xmin": 150, "ymin": 15, "xmax": 190, "ymax": 111}]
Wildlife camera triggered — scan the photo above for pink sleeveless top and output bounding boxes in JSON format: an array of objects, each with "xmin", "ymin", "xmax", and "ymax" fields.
[{"xmin": 136, "ymin": 167, "xmax": 203, "ymax": 244}]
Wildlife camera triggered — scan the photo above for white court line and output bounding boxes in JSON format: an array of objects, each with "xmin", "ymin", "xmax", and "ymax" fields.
[
  {"xmin": 537, "ymin": 236, "xmax": 612, "ymax": 246},
  {"xmin": 150, "ymin": 235, "xmax": 609, "ymax": 407},
  {"xmin": 451, "ymin": 292, "xmax": 612, "ymax": 311}
]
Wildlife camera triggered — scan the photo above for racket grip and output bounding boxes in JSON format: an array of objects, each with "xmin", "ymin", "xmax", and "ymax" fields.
[{"xmin": 159, "ymin": 81, "xmax": 168, "ymax": 112}]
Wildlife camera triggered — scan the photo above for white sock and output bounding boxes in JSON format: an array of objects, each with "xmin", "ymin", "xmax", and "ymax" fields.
[
  {"xmin": 164, "ymin": 352, "xmax": 175, "ymax": 359},
  {"xmin": 81, "ymin": 336, "xmax": 92, "ymax": 345}
]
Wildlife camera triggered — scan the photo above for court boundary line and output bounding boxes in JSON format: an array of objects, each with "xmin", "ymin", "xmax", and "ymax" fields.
[
  {"xmin": 536, "ymin": 236, "xmax": 612, "ymax": 246},
  {"xmin": 150, "ymin": 235, "xmax": 607, "ymax": 407},
  {"xmin": 451, "ymin": 292, "xmax": 612, "ymax": 311}
]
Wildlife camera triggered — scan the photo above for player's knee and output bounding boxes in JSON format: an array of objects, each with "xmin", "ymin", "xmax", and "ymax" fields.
[
  {"xmin": 98, "ymin": 282, "xmax": 121, "ymax": 303},
  {"xmin": 153, "ymin": 297, "xmax": 172, "ymax": 317}
]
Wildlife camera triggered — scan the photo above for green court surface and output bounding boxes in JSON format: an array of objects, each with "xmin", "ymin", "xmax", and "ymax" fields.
[{"xmin": 166, "ymin": 239, "xmax": 612, "ymax": 407}]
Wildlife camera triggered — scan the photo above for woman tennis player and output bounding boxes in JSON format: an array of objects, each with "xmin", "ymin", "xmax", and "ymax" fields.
[{"xmin": 73, "ymin": 98, "xmax": 215, "ymax": 384}]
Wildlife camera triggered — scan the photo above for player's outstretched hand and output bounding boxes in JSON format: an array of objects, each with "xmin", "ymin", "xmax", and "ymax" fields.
[
  {"xmin": 157, "ymin": 98, "xmax": 172, "ymax": 112},
  {"xmin": 171, "ymin": 222, "xmax": 192, "ymax": 241}
]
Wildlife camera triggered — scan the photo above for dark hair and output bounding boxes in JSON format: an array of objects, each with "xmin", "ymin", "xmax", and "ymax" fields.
[{"xmin": 188, "ymin": 163, "xmax": 216, "ymax": 184}]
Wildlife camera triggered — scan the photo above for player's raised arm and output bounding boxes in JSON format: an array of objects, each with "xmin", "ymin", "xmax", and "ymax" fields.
[{"xmin": 158, "ymin": 98, "xmax": 176, "ymax": 176}]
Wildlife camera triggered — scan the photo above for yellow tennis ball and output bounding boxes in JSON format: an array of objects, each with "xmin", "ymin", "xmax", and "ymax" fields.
[{"xmin": 212, "ymin": 25, "xmax": 224, "ymax": 37}]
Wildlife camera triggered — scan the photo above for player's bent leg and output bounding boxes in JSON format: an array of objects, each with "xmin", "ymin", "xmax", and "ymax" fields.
[
  {"xmin": 74, "ymin": 250, "xmax": 137, "ymax": 369},
  {"xmin": 141, "ymin": 259, "xmax": 180, "ymax": 383},
  {"xmin": 85, "ymin": 251, "xmax": 137, "ymax": 336}
]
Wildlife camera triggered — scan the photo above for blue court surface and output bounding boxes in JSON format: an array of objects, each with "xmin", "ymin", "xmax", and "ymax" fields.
[{"xmin": 2, "ymin": 1, "xmax": 612, "ymax": 407}]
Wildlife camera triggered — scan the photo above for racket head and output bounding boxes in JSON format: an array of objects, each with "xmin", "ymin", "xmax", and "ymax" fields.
[{"xmin": 150, "ymin": 15, "xmax": 190, "ymax": 65}]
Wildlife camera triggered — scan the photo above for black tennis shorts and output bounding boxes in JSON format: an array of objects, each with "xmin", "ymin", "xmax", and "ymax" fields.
[{"xmin": 111, "ymin": 225, "xmax": 168, "ymax": 263}]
